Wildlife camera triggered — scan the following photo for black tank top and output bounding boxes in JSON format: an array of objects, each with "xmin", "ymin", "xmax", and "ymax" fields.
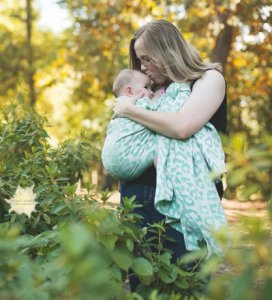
[{"xmin": 125, "ymin": 78, "xmax": 227, "ymax": 187}]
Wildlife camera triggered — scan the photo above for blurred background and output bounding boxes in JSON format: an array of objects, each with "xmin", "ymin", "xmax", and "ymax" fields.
[{"xmin": 0, "ymin": 0, "xmax": 271, "ymax": 199}]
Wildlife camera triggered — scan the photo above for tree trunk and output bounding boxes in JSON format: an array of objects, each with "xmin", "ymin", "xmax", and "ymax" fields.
[
  {"xmin": 211, "ymin": 10, "xmax": 234, "ymax": 71},
  {"xmin": 26, "ymin": 0, "xmax": 36, "ymax": 106}
]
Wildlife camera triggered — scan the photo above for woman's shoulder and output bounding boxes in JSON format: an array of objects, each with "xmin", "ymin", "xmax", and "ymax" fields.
[
  {"xmin": 203, "ymin": 69, "xmax": 224, "ymax": 80},
  {"xmin": 191, "ymin": 70, "xmax": 225, "ymax": 94},
  {"xmin": 199, "ymin": 69, "xmax": 225, "ymax": 86}
]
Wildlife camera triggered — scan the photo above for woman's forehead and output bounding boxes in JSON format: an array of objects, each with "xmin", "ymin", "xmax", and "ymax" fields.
[{"xmin": 134, "ymin": 38, "xmax": 146, "ymax": 55}]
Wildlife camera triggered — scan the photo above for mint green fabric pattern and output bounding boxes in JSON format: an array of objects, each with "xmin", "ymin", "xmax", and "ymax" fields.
[
  {"xmin": 101, "ymin": 95, "xmax": 158, "ymax": 181},
  {"xmin": 102, "ymin": 82, "xmax": 227, "ymax": 256},
  {"xmin": 154, "ymin": 83, "xmax": 227, "ymax": 257}
]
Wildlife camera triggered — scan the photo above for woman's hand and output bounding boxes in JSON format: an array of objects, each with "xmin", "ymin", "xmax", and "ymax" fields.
[
  {"xmin": 112, "ymin": 98, "xmax": 131, "ymax": 119},
  {"xmin": 112, "ymin": 90, "xmax": 145, "ymax": 119}
]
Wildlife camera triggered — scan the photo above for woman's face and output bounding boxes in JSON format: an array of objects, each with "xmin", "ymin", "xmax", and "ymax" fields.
[{"xmin": 134, "ymin": 37, "xmax": 168, "ymax": 85}]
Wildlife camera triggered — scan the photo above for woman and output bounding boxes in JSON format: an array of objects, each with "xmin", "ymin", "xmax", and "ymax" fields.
[{"xmin": 113, "ymin": 19, "xmax": 227, "ymax": 291}]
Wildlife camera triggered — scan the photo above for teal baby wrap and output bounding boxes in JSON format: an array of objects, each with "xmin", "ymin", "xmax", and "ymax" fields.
[
  {"xmin": 101, "ymin": 96, "xmax": 158, "ymax": 181},
  {"xmin": 102, "ymin": 82, "xmax": 227, "ymax": 256}
]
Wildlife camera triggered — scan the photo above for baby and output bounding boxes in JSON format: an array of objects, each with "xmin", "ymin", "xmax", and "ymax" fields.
[
  {"xmin": 112, "ymin": 68, "xmax": 153, "ymax": 100},
  {"xmin": 102, "ymin": 69, "xmax": 158, "ymax": 180}
]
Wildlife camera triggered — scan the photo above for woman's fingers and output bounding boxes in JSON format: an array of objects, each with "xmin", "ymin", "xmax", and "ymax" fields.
[{"xmin": 112, "ymin": 100, "xmax": 123, "ymax": 119}]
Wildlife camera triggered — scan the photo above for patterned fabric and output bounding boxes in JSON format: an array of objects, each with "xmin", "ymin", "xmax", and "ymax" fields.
[
  {"xmin": 102, "ymin": 95, "xmax": 158, "ymax": 181},
  {"xmin": 154, "ymin": 83, "xmax": 227, "ymax": 257},
  {"xmin": 102, "ymin": 83, "xmax": 227, "ymax": 256}
]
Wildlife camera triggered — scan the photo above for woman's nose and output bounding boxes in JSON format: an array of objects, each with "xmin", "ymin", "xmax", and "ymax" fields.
[{"xmin": 141, "ymin": 64, "xmax": 147, "ymax": 72}]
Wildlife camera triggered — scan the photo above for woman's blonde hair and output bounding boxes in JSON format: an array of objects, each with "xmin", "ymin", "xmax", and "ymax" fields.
[{"xmin": 129, "ymin": 19, "xmax": 222, "ymax": 83}]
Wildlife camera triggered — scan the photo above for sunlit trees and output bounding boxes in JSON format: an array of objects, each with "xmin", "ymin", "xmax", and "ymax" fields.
[
  {"xmin": 0, "ymin": 1, "xmax": 27, "ymax": 104},
  {"xmin": 0, "ymin": 0, "xmax": 271, "ymax": 192}
]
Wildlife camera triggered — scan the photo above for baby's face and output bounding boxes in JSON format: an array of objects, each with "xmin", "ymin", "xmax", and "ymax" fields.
[{"xmin": 132, "ymin": 72, "xmax": 153, "ymax": 98}]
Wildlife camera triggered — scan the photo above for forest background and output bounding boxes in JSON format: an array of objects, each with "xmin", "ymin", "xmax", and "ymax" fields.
[
  {"xmin": 0, "ymin": 1, "xmax": 272, "ymax": 299},
  {"xmin": 0, "ymin": 0, "xmax": 271, "ymax": 200}
]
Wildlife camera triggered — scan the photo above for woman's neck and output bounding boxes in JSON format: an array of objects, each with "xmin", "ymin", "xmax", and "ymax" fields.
[
  {"xmin": 152, "ymin": 80, "xmax": 172, "ymax": 92},
  {"xmin": 152, "ymin": 87, "xmax": 166, "ymax": 101}
]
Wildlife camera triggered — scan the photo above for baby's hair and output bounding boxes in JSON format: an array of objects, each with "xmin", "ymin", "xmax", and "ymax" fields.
[{"xmin": 113, "ymin": 69, "xmax": 142, "ymax": 97}]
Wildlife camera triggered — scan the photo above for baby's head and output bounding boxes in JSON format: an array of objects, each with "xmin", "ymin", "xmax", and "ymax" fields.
[{"xmin": 113, "ymin": 69, "xmax": 152, "ymax": 98}]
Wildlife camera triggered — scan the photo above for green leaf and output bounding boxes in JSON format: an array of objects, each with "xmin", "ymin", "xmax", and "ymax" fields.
[
  {"xmin": 34, "ymin": 214, "xmax": 40, "ymax": 225},
  {"xmin": 159, "ymin": 268, "xmax": 177, "ymax": 284},
  {"xmin": 131, "ymin": 257, "xmax": 153, "ymax": 276},
  {"xmin": 229, "ymin": 270, "xmax": 254, "ymax": 300},
  {"xmin": 35, "ymin": 185, "xmax": 49, "ymax": 194},
  {"xmin": 99, "ymin": 235, "xmax": 118, "ymax": 251},
  {"xmin": 111, "ymin": 249, "xmax": 133, "ymax": 271},
  {"xmin": 10, "ymin": 213, "xmax": 17, "ymax": 223},
  {"xmin": 228, "ymin": 168, "xmax": 249, "ymax": 186},
  {"xmin": 60, "ymin": 224, "xmax": 90, "ymax": 257},
  {"xmin": 138, "ymin": 274, "xmax": 154, "ymax": 285},
  {"xmin": 126, "ymin": 239, "xmax": 134, "ymax": 252},
  {"xmin": 51, "ymin": 202, "xmax": 67, "ymax": 214},
  {"xmin": 43, "ymin": 213, "xmax": 51, "ymax": 225},
  {"xmin": 241, "ymin": 183, "xmax": 261, "ymax": 197},
  {"xmin": 110, "ymin": 264, "xmax": 122, "ymax": 282},
  {"xmin": 158, "ymin": 253, "xmax": 172, "ymax": 265},
  {"xmin": 175, "ymin": 277, "xmax": 189, "ymax": 289}
]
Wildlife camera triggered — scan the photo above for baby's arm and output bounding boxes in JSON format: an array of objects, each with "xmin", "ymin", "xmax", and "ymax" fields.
[{"xmin": 116, "ymin": 89, "xmax": 152, "ymax": 107}]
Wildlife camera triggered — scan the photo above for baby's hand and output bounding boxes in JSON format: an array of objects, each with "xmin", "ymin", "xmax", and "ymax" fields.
[
  {"xmin": 139, "ymin": 88, "xmax": 154, "ymax": 98},
  {"xmin": 131, "ymin": 90, "xmax": 146, "ymax": 102}
]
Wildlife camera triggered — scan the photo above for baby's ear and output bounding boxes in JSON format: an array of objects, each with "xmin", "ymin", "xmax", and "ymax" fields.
[{"xmin": 124, "ymin": 86, "xmax": 133, "ymax": 96}]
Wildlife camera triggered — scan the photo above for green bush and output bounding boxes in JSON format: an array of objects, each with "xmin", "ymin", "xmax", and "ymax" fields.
[
  {"xmin": 0, "ymin": 103, "xmax": 93, "ymax": 233},
  {"xmin": 223, "ymin": 133, "xmax": 272, "ymax": 203},
  {"xmin": 0, "ymin": 103, "xmax": 205, "ymax": 300},
  {"xmin": 202, "ymin": 214, "xmax": 272, "ymax": 300},
  {"xmin": 2, "ymin": 103, "xmax": 272, "ymax": 300},
  {"xmin": 201, "ymin": 133, "xmax": 272, "ymax": 300}
]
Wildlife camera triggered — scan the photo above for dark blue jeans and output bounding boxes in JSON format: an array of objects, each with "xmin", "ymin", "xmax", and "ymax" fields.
[{"xmin": 120, "ymin": 182, "xmax": 188, "ymax": 291}]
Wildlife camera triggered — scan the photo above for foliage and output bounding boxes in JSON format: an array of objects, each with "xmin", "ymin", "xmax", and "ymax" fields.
[
  {"xmin": 0, "ymin": 1, "xmax": 272, "ymax": 298},
  {"xmin": 0, "ymin": 1, "xmax": 63, "ymax": 108},
  {"xmin": 52, "ymin": 0, "xmax": 178, "ymax": 139},
  {"xmin": 0, "ymin": 1, "xmax": 27, "ymax": 101},
  {"xmin": 0, "ymin": 103, "xmax": 206, "ymax": 299},
  {"xmin": 223, "ymin": 132, "xmax": 272, "ymax": 202},
  {"xmin": 56, "ymin": 0, "xmax": 272, "ymax": 139},
  {"xmin": 203, "ymin": 215, "xmax": 272, "ymax": 300},
  {"xmin": 200, "ymin": 132, "xmax": 272, "ymax": 300},
  {"xmin": 0, "ymin": 102, "xmax": 93, "ymax": 232}
]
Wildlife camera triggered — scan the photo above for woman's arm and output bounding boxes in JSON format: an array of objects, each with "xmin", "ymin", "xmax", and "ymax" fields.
[{"xmin": 113, "ymin": 70, "xmax": 226, "ymax": 139}]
